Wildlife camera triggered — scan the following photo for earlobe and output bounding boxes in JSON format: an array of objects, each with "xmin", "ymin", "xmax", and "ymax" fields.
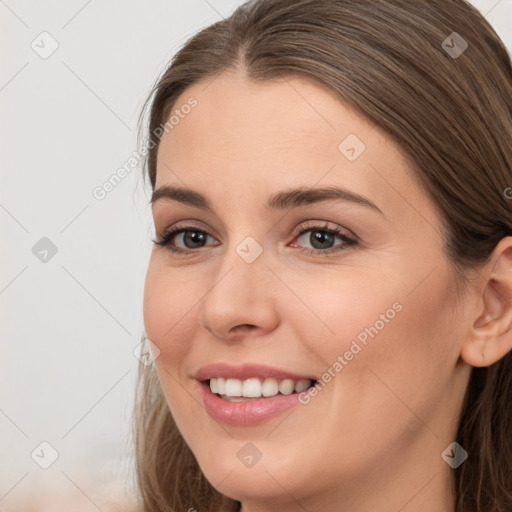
[{"xmin": 460, "ymin": 236, "xmax": 512, "ymax": 368}]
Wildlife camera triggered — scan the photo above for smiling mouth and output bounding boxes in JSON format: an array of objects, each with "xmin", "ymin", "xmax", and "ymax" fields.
[{"xmin": 206, "ymin": 377, "xmax": 319, "ymax": 401}]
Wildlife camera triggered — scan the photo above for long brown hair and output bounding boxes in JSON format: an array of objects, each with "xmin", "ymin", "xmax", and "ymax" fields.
[{"xmin": 131, "ymin": 1, "xmax": 512, "ymax": 510}]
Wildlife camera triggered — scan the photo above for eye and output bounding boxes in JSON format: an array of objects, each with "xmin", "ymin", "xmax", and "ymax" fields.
[
  {"xmin": 152, "ymin": 221, "xmax": 358, "ymax": 257},
  {"xmin": 152, "ymin": 224, "xmax": 217, "ymax": 254},
  {"xmin": 289, "ymin": 222, "xmax": 357, "ymax": 256}
]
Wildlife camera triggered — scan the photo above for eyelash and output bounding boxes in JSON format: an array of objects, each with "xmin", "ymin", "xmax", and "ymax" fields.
[{"xmin": 152, "ymin": 222, "xmax": 357, "ymax": 257}]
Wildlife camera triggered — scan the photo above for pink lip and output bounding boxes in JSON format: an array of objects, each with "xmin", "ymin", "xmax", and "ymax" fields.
[
  {"xmin": 198, "ymin": 381, "xmax": 302, "ymax": 426},
  {"xmin": 194, "ymin": 362, "xmax": 317, "ymax": 382}
]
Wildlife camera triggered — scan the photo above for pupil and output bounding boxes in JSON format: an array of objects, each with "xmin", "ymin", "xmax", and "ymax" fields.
[
  {"xmin": 311, "ymin": 230, "xmax": 333, "ymax": 249},
  {"xmin": 184, "ymin": 231, "xmax": 206, "ymax": 248}
]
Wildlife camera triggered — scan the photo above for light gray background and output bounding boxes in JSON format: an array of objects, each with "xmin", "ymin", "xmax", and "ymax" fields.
[{"xmin": 1, "ymin": 0, "xmax": 511, "ymax": 509}]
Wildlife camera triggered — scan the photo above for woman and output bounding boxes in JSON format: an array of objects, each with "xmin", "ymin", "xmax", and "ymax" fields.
[{"xmin": 132, "ymin": 1, "xmax": 512, "ymax": 510}]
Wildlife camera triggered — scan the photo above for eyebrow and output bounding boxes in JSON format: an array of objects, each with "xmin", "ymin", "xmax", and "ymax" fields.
[{"xmin": 150, "ymin": 185, "xmax": 384, "ymax": 216}]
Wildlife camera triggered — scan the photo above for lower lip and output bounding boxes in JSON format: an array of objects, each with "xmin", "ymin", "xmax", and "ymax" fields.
[{"xmin": 198, "ymin": 381, "xmax": 301, "ymax": 426}]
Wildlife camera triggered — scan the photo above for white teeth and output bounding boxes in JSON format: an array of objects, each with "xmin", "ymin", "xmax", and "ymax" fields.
[
  {"xmin": 278, "ymin": 379, "xmax": 295, "ymax": 395},
  {"xmin": 261, "ymin": 378, "xmax": 279, "ymax": 397},
  {"xmin": 209, "ymin": 377, "xmax": 314, "ymax": 398},
  {"xmin": 224, "ymin": 378, "xmax": 242, "ymax": 397},
  {"xmin": 242, "ymin": 378, "xmax": 262, "ymax": 397}
]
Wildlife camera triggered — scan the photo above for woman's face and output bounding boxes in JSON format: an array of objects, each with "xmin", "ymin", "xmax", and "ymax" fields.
[{"xmin": 143, "ymin": 71, "xmax": 472, "ymax": 510}]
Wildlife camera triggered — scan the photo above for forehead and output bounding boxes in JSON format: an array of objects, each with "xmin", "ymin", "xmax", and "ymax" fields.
[
  {"xmin": 154, "ymin": 71, "xmax": 437, "ymax": 229},
  {"xmin": 158, "ymin": 72, "xmax": 375, "ymax": 166}
]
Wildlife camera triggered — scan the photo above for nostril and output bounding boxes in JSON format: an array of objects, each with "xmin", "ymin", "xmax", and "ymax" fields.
[{"xmin": 232, "ymin": 324, "xmax": 257, "ymax": 333}]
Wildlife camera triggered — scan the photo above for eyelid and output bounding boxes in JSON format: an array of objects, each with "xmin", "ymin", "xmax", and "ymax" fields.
[
  {"xmin": 155, "ymin": 219, "xmax": 216, "ymax": 239},
  {"xmin": 292, "ymin": 220, "xmax": 355, "ymax": 239}
]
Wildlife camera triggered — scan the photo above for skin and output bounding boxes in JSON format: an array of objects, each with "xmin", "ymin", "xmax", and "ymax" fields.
[{"xmin": 143, "ymin": 70, "xmax": 512, "ymax": 512}]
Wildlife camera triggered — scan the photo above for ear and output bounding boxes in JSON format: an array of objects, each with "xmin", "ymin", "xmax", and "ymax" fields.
[{"xmin": 460, "ymin": 236, "xmax": 512, "ymax": 368}]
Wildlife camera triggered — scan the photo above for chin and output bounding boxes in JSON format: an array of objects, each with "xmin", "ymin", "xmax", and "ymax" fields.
[{"xmin": 198, "ymin": 454, "xmax": 296, "ymax": 502}]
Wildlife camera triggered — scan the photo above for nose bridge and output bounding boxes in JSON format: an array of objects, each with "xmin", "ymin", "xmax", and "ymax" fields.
[
  {"xmin": 216, "ymin": 206, "xmax": 269, "ymax": 274},
  {"xmin": 198, "ymin": 226, "xmax": 278, "ymax": 337},
  {"xmin": 207, "ymin": 227, "xmax": 269, "ymax": 307}
]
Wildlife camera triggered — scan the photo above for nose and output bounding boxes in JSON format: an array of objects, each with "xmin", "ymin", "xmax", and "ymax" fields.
[{"xmin": 198, "ymin": 240, "xmax": 280, "ymax": 341}]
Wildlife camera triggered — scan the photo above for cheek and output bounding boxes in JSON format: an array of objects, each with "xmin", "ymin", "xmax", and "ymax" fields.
[
  {"xmin": 351, "ymin": 275, "xmax": 457, "ymax": 423},
  {"xmin": 142, "ymin": 265, "xmax": 203, "ymax": 437},
  {"xmin": 142, "ymin": 261, "xmax": 196, "ymax": 365},
  {"xmin": 296, "ymin": 264, "xmax": 457, "ymax": 403},
  {"xmin": 286, "ymin": 271, "xmax": 406, "ymax": 364}
]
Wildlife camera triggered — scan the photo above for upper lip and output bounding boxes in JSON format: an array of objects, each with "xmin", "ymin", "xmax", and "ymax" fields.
[{"xmin": 195, "ymin": 362, "xmax": 317, "ymax": 382}]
